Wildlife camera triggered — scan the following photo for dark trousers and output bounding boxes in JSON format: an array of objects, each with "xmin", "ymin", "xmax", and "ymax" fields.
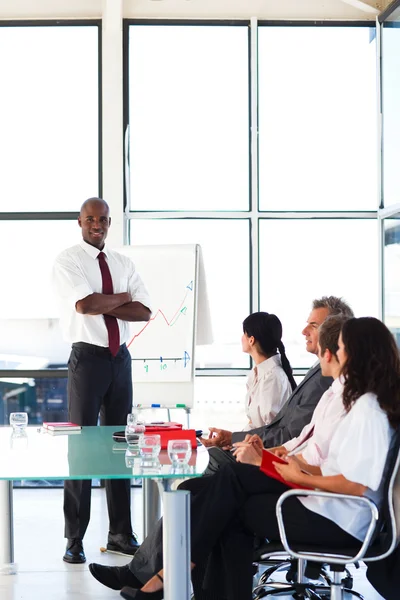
[
  {"xmin": 129, "ymin": 462, "xmax": 360, "ymax": 600},
  {"xmin": 204, "ymin": 446, "xmax": 237, "ymax": 475},
  {"xmin": 64, "ymin": 342, "xmax": 133, "ymax": 539}
]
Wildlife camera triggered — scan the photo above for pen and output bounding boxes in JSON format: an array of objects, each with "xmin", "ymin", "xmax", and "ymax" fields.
[{"xmin": 286, "ymin": 440, "xmax": 308, "ymax": 457}]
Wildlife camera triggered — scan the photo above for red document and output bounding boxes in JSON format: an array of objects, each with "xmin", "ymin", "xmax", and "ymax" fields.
[
  {"xmin": 147, "ymin": 427, "xmax": 197, "ymax": 449},
  {"xmin": 144, "ymin": 422, "xmax": 183, "ymax": 432},
  {"xmin": 260, "ymin": 450, "xmax": 312, "ymax": 490}
]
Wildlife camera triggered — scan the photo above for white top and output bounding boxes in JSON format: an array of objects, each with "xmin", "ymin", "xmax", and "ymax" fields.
[
  {"xmin": 243, "ymin": 355, "xmax": 292, "ymax": 431},
  {"xmin": 283, "ymin": 377, "xmax": 346, "ymax": 466},
  {"xmin": 53, "ymin": 241, "xmax": 152, "ymax": 347},
  {"xmin": 300, "ymin": 392, "xmax": 393, "ymax": 541}
]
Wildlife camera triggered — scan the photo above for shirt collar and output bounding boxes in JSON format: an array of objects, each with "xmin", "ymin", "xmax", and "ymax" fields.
[
  {"xmin": 331, "ymin": 376, "xmax": 344, "ymax": 393},
  {"xmin": 254, "ymin": 354, "xmax": 281, "ymax": 375},
  {"xmin": 80, "ymin": 240, "xmax": 109, "ymax": 260}
]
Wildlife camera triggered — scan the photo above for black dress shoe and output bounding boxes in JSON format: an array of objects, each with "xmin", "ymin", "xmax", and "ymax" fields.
[
  {"xmin": 120, "ymin": 587, "xmax": 163, "ymax": 600},
  {"xmin": 63, "ymin": 538, "xmax": 86, "ymax": 564},
  {"xmin": 89, "ymin": 563, "xmax": 142, "ymax": 590},
  {"xmin": 107, "ymin": 532, "xmax": 140, "ymax": 555}
]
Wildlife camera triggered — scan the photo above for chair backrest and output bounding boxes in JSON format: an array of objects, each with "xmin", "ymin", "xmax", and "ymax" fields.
[{"xmin": 366, "ymin": 428, "xmax": 400, "ymax": 561}]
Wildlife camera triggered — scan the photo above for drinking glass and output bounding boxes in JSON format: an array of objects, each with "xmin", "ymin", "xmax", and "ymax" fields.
[
  {"xmin": 167, "ymin": 439, "xmax": 192, "ymax": 466},
  {"xmin": 9, "ymin": 412, "xmax": 28, "ymax": 433},
  {"xmin": 125, "ymin": 426, "xmax": 143, "ymax": 448},
  {"xmin": 125, "ymin": 449, "xmax": 137, "ymax": 468},
  {"xmin": 127, "ymin": 412, "xmax": 137, "ymax": 427},
  {"xmin": 139, "ymin": 434, "xmax": 161, "ymax": 460}
]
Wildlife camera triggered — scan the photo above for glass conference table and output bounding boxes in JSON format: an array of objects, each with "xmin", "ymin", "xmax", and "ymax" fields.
[{"xmin": 0, "ymin": 425, "xmax": 209, "ymax": 600}]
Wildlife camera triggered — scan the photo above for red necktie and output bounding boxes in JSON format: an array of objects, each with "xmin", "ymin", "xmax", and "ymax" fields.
[{"xmin": 97, "ymin": 251, "xmax": 120, "ymax": 356}]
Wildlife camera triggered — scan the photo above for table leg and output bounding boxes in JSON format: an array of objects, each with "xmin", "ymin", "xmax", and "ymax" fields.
[
  {"xmin": 0, "ymin": 480, "xmax": 16, "ymax": 574},
  {"xmin": 162, "ymin": 489, "xmax": 191, "ymax": 600},
  {"xmin": 142, "ymin": 479, "xmax": 161, "ymax": 538}
]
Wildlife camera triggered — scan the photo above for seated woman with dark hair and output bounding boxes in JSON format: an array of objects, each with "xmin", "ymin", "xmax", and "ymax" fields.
[
  {"xmin": 240, "ymin": 311, "xmax": 296, "ymax": 430},
  {"xmin": 91, "ymin": 317, "xmax": 400, "ymax": 600},
  {"xmin": 210, "ymin": 311, "xmax": 296, "ymax": 438}
]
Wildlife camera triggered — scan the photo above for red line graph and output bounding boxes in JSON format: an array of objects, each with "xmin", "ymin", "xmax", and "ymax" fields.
[{"xmin": 127, "ymin": 289, "xmax": 190, "ymax": 348}]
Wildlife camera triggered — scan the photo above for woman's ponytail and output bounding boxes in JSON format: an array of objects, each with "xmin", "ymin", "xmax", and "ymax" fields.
[{"xmin": 278, "ymin": 340, "xmax": 297, "ymax": 392}]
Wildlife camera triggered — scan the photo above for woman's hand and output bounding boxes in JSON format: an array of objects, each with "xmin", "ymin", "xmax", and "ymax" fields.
[
  {"xmin": 273, "ymin": 457, "xmax": 305, "ymax": 484},
  {"xmin": 242, "ymin": 434, "xmax": 264, "ymax": 456},
  {"xmin": 232, "ymin": 442, "xmax": 262, "ymax": 466},
  {"xmin": 272, "ymin": 446, "xmax": 289, "ymax": 459}
]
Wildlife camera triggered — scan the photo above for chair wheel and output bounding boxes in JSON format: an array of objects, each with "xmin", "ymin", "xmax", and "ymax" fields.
[
  {"xmin": 342, "ymin": 575, "xmax": 353, "ymax": 589},
  {"xmin": 286, "ymin": 565, "xmax": 297, "ymax": 582}
]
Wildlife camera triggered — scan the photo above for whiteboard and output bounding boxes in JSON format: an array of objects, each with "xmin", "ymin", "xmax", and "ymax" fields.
[{"xmin": 116, "ymin": 244, "xmax": 201, "ymax": 408}]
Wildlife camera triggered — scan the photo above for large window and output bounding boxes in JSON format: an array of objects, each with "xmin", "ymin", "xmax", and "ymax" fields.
[
  {"xmin": 381, "ymin": 9, "xmax": 400, "ymax": 208},
  {"xmin": 0, "ymin": 22, "xmax": 100, "ymax": 429},
  {"xmin": 259, "ymin": 219, "xmax": 379, "ymax": 367},
  {"xmin": 379, "ymin": 2, "xmax": 400, "ymax": 345},
  {"xmin": 0, "ymin": 24, "xmax": 100, "ymax": 212},
  {"xmin": 258, "ymin": 25, "xmax": 377, "ymax": 211},
  {"xmin": 127, "ymin": 23, "xmax": 249, "ymax": 211},
  {"xmin": 127, "ymin": 22, "xmax": 379, "ymax": 379},
  {"xmin": 1, "ymin": 21, "xmax": 382, "ymax": 436},
  {"xmin": 384, "ymin": 217, "xmax": 400, "ymax": 344}
]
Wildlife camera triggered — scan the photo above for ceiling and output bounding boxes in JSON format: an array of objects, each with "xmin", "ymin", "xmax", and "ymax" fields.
[{"xmin": 0, "ymin": 0, "xmax": 392, "ymax": 21}]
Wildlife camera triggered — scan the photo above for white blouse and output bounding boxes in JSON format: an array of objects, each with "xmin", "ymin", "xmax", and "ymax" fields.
[
  {"xmin": 243, "ymin": 355, "xmax": 292, "ymax": 431},
  {"xmin": 300, "ymin": 392, "xmax": 393, "ymax": 541},
  {"xmin": 283, "ymin": 378, "xmax": 346, "ymax": 466},
  {"xmin": 53, "ymin": 241, "xmax": 152, "ymax": 347}
]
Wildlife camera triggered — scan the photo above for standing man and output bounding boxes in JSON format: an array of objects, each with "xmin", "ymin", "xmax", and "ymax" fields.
[{"xmin": 53, "ymin": 197, "xmax": 151, "ymax": 564}]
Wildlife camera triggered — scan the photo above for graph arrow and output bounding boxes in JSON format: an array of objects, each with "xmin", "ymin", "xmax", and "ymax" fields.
[{"xmin": 127, "ymin": 284, "xmax": 193, "ymax": 347}]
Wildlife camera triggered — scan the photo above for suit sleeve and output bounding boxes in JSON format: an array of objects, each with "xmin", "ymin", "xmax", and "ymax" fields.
[{"xmin": 232, "ymin": 370, "xmax": 332, "ymax": 447}]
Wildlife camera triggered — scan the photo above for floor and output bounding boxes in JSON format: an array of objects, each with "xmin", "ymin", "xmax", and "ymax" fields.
[{"xmin": 0, "ymin": 488, "xmax": 386, "ymax": 600}]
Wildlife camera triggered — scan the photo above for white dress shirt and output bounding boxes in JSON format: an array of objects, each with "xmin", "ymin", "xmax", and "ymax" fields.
[
  {"xmin": 53, "ymin": 240, "xmax": 151, "ymax": 347},
  {"xmin": 283, "ymin": 377, "xmax": 345, "ymax": 466},
  {"xmin": 243, "ymin": 355, "xmax": 292, "ymax": 431},
  {"xmin": 300, "ymin": 392, "xmax": 393, "ymax": 541}
]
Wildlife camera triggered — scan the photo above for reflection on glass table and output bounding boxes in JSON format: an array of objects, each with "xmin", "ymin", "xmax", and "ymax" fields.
[
  {"xmin": 0, "ymin": 425, "xmax": 209, "ymax": 600},
  {"xmin": 0, "ymin": 425, "xmax": 208, "ymax": 480}
]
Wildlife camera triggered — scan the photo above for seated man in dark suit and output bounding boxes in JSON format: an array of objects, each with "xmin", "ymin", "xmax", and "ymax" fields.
[{"xmin": 201, "ymin": 296, "xmax": 354, "ymax": 473}]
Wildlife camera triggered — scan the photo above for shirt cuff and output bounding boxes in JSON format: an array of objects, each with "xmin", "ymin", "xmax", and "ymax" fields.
[
  {"xmin": 69, "ymin": 283, "xmax": 93, "ymax": 305},
  {"xmin": 133, "ymin": 294, "xmax": 152, "ymax": 312},
  {"xmin": 283, "ymin": 439, "xmax": 297, "ymax": 451}
]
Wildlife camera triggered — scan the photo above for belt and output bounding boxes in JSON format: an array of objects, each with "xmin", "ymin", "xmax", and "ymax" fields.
[{"xmin": 72, "ymin": 342, "xmax": 126, "ymax": 356}]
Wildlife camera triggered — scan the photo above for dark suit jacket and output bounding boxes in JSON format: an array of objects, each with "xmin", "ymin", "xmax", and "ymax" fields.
[{"xmin": 231, "ymin": 364, "xmax": 332, "ymax": 447}]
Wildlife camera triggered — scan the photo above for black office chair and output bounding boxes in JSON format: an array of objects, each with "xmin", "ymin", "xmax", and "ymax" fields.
[{"xmin": 253, "ymin": 432, "xmax": 400, "ymax": 599}]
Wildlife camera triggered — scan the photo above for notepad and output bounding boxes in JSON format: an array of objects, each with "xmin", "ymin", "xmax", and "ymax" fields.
[
  {"xmin": 42, "ymin": 422, "xmax": 82, "ymax": 432},
  {"xmin": 260, "ymin": 450, "xmax": 312, "ymax": 490}
]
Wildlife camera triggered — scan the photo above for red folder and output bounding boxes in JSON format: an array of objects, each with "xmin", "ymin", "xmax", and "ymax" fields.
[
  {"xmin": 144, "ymin": 422, "xmax": 183, "ymax": 433},
  {"xmin": 260, "ymin": 450, "xmax": 312, "ymax": 490},
  {"xmin": 145, "ymin": 427, "xmax": 197, "ymax": 449}
]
